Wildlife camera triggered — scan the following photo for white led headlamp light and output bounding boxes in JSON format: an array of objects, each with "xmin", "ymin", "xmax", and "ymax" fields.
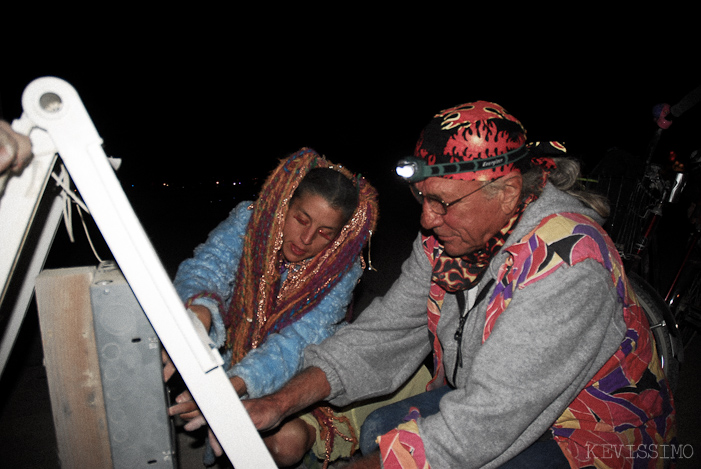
[{"xmin": 395, "ymin": 145, "xmax": 530, "ymax": 183}]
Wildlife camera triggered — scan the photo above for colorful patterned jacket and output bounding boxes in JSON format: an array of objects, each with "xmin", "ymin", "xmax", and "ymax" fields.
[
  {"xmin": 305, "ymin": 183, "xmax": 676, "ymax": 468},
  {"xmin": 415, "ymin": 212, "xmax": 677, "ymax": 468}
]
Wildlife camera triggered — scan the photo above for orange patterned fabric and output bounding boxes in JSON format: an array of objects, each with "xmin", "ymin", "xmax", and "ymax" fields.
[{"xmin": 378, "ymin": 408, "xmax": 431, "ymax": 469}]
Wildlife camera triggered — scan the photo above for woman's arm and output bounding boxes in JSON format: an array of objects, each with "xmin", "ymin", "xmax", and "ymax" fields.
[
  {"xmin": 229, "ymin": 260, "xmax": 363, "ymax": 398},
  {"xmin": 173, "ymin": 202, "xmax": 252, "ymax": 346}
]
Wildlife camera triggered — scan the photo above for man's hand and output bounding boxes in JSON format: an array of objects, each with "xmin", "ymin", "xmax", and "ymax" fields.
[
  {"xmin": 242, "ymin": 394, "xmax": 288, "ymax": 432},
  {"xmin": 347, "ymin": 452, "xmax": 382, "ymax": 468},
  {"xmin": 0, "ymin": 120, "xmax": 32, "ymax": 175},
  {"xmin": 243, "ymin": 366, "xmax": 332, "ymax": 432}
]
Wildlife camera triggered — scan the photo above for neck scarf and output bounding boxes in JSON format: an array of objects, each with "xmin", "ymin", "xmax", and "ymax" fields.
[
  {"xmin": 430, "ymin": 141, "xmax": 560, "ymax": 292},
  {"xmin": 430, "ymin": 200, "xmax": 530, "ymax": 292}
]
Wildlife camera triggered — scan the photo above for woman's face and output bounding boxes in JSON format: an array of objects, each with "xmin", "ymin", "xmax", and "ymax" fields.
[{"xmin": 281, "ymin": 192, "xmax": 346, "ymax": 263}]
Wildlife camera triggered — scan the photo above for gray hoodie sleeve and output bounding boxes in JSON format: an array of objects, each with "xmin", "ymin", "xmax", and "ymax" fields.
[{"xmin": 303, "ymin": 233, "xmax": 434, "ymax": 405}]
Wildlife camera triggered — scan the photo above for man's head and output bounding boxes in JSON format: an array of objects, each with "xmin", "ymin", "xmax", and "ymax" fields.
[{"xmin": 399, "ymin": 101, "xmax": 529, "ymax": 257}]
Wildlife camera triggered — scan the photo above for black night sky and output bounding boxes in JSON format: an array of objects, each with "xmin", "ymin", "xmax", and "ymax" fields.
[
  {"xmin": 3, "ymin": 13, "xmax": 701, "ymax": 467},
  {"xmin": 3, "ymin": 9, "xmax": 701, "ymax": 464},
  {"xmin": 2, "ymin": 26, "xmax": 699, "ymax": 279}
]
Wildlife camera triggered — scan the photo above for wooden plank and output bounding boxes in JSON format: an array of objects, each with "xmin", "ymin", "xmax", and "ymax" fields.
[{"xmin": 35, "ymin": 266, "xmax": 113, "ymax": 468}]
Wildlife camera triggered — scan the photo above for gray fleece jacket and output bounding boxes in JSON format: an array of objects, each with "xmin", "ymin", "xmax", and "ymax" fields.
[{"xmin": 303, "ymin": 183, "xmax": 628, "ymax": 468}]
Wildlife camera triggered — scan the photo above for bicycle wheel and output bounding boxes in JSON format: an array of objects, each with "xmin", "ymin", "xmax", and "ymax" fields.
[
  {"xmin": 668, "ymin": 263, "xmax": 701, "ymax": 349},
  {"xmin": 627, "ymin": 272, "xmax": 683, "ymax": 393}
]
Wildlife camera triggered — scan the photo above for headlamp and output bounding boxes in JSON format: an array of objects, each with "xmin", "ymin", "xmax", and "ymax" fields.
[{"xmin": 395, "ymin": 145, "xmax": 530, "ymax": 183}]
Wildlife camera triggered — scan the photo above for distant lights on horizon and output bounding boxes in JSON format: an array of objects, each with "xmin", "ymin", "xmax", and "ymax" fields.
[
  {"xmin": 128, "ymin": 180, "xmax": 248, "ymax": 188},
  {"xmin": 214, "ymin": 181, "xmax": 245, "ymax": 186}
]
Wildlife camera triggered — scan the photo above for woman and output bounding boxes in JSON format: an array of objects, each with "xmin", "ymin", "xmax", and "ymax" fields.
[{"xmin": 167, "ymin": 148, "xmax": 379, "ymax": 466}]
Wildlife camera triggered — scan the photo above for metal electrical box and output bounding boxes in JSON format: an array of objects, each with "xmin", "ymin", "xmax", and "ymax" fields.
[{"xmin": 90, "ymin": 261, "xmax": 177, "ymax": 468}]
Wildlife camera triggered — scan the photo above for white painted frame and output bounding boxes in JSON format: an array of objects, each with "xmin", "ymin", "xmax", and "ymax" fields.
[{"xmin": 0, "ymin": 77, "xmax": 275, "ymax": 468}]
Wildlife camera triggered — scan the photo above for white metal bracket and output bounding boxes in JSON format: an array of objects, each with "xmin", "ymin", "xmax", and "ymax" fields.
[{"xmin": 0, "ymin": 76, "xmax": 275, "ymax": 468}]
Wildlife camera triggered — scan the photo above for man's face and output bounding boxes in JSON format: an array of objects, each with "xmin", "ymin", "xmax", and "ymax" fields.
[{"xmin": 415, "ymin": 176, "xmax": 513, "ymax": 257}]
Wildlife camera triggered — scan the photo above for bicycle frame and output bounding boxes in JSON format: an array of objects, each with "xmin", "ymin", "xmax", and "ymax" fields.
[{"xmin": 583, "ymin": 84, "xmax": 701, "ymax": 378}]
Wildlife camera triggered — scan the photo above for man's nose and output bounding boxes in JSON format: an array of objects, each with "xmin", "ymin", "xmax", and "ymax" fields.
[{"xmin": 420, "ymin": 203, "xmax": 442, "ymax": 230}]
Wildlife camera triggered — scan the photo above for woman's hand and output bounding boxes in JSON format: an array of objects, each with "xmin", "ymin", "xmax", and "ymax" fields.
[
  {"xmin": 187, "ymin": 304, "xmax": 212, "ymax": 332},
  {"xmin": 230, "ymin": 375, "xmax": 247, "ymax": 396},
  {"xmin": 169, "ymin": 389, "xmax": 201, "ymax": 421},
  {"xmin": 168, "ymin": 375, "xmax": 247, "ymax": 460},
  {"xmin": 162, "ymin": 303, "xmax": 214, "ymax": 383},
  {"xmin": 180, "ymin": 414, "xmax": 224, "ymax": 457},
  {"xmin": 162, "ymin": 350, "xmax": 177, "ymax": 382}
]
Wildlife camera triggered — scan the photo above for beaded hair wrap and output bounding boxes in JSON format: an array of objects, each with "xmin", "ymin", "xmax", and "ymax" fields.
[{"xmin": 224, "ymin": 148, "xmax": 379, "ymax": 367}]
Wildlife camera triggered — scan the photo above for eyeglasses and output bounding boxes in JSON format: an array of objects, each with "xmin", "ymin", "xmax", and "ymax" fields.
[{"xmin": 410, "ymin": 178, "xmax": 501, "ymax": 215}]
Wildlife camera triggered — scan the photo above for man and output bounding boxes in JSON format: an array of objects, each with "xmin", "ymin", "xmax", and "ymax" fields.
[{"xmin": 244, "ymin": 101, "xmax": 676, "ymax": 468}]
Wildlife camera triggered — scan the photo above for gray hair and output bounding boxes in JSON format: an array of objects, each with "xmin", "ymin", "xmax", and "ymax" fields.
[{"xmin": 484, "ymin": 157, "xmax": 610, "ymax": 219}]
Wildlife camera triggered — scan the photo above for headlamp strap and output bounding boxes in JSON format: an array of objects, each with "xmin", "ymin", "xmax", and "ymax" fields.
[{"xmin": 425, "ymin": 145, "xmax": 530, "ymax": 178}]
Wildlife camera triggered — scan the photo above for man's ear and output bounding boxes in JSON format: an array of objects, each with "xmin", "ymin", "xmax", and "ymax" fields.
[{"xmin": 500, "ymin": 173, "xmax": 523, "ymax": 213}]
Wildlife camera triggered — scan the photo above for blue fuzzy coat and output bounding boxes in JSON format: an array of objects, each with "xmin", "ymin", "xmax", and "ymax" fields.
[{"xmin": 174, "ymin": 201, "xmax": 362, "ymax": 398}]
